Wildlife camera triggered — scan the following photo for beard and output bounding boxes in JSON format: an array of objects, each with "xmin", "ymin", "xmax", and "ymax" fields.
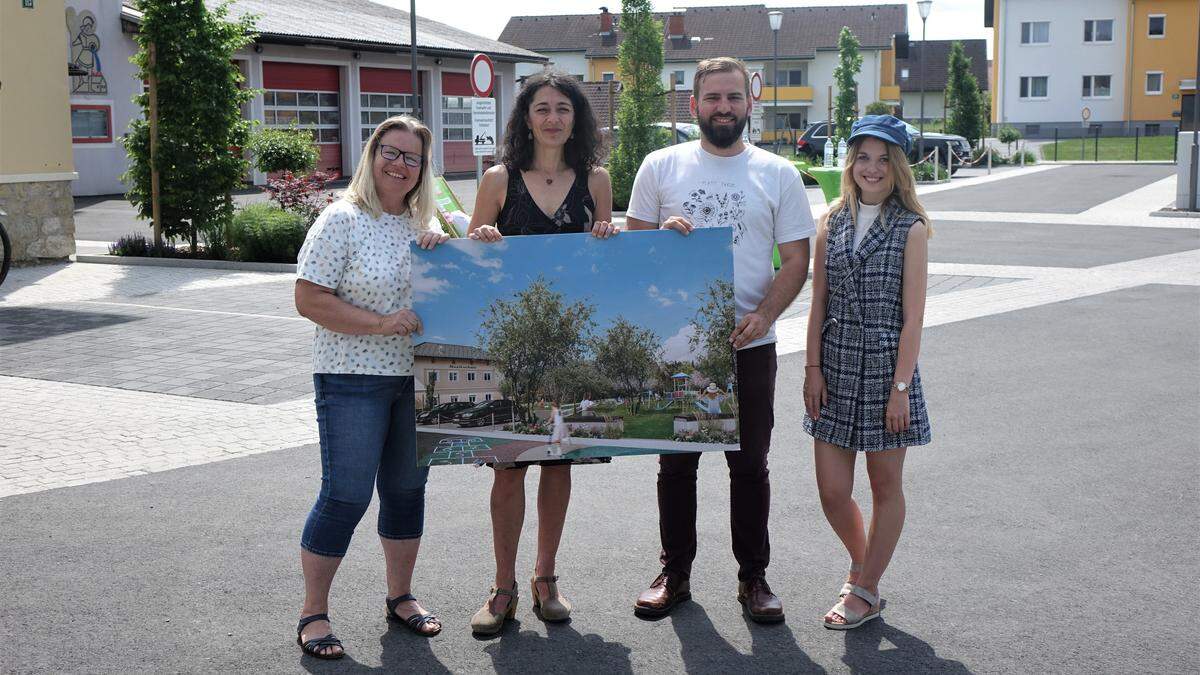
[{"xmin": 698, "ymin": 112, "xmax": 748, "ymax": 148}]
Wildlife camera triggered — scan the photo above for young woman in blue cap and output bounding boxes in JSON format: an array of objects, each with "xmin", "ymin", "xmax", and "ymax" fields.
[{"xmin": 802, "ymin": 114, "xmax": 932, "ymax": 630}]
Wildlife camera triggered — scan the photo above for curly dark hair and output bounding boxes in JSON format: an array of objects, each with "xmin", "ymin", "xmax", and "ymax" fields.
[{"xmin": 500, "ymin": 71, "xmax": 605, "ymax": 175}]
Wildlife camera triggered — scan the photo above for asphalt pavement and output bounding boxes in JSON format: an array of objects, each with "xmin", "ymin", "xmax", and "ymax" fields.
[{"xmin": 3, "ymin": 163, "xmax": 1197, "ymax": 673}]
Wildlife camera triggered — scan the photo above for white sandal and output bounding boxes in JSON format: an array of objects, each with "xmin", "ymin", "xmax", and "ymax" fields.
[{"xmin": 823, "ymin": 584, "xmax": 882, "ymax": 630}]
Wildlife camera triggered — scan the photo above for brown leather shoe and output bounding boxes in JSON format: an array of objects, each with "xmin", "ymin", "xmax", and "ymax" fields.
[
  {"xmin": 738, "ymin": 577, "xmax": 785, "ymax": 623},
  {"xmin": 634, "ymin": 572, "xmax": 691, "ymax": 618}
]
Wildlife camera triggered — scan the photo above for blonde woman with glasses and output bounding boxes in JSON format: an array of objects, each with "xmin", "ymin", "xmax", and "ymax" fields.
[
  {"xmin": 803, "ymin": 115, "xmax": 933, "ymax": 630},
  {"xmin": 293, "ymin": 116, "xmax": 449, "ymax": 659}
]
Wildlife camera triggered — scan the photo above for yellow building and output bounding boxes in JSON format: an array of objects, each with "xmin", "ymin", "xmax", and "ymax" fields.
[
  {"xmin": 0, "ymin": 0, "xmax": 77, "ymax": 261},
  {"xmin": 1127, "ymin": 0, "xmax": 1198, "ymax": 130}
]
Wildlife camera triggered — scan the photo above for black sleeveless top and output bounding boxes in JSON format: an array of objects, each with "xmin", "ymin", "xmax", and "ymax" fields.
[{"xmin": 496, "ymin": 168, "xmax": 595, "ymax": 236}]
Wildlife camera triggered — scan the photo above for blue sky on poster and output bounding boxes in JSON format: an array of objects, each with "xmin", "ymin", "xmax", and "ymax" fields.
[
  {"xmin": 411, "ymin": 228, "xmax": 734, "ymax": 363},
  {"xmin": 381, "ymin": 1, "xmax": 992, "ymax": 52}
]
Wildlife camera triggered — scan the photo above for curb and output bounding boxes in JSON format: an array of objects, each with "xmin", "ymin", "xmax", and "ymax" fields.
[
  {"xmin": 1148, "ymin": 209, "xmax": 1200, "ymax": 219},
  {"xmin": 73, "ymin": 254, "xmax": 296, "ymax": 273},
  {"xmin": 1038, "ymin": 160, "xmax": 1175, "ymax": 165}
]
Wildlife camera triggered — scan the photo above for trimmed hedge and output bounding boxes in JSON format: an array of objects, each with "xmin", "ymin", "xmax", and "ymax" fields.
[{"xmin": 226, "ymin": 203, "xmax": 307, "ymax": 263}]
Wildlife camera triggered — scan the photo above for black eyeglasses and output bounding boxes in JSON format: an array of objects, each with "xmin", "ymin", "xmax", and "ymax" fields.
[{"xmin": 378, "ymin": 143, "xmax": 423, "ymax": 168}]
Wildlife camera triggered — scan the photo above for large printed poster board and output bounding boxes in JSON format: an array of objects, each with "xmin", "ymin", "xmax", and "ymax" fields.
[{"xmin": 411, "ymin": 229, "xmax": 739, "ymax": 466}]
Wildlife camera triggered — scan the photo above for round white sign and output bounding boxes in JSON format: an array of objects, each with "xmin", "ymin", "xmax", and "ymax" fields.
[
  {"xmin": 750, "ymin": 72, "xmax": 763, "ymax": 101},
  {"xmin": 470, "ymin": 53, "xmax": 495, "ymax": 98}
]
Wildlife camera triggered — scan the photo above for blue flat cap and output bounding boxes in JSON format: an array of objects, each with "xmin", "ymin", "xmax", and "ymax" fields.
[{"xmin": 848, "ymin": 115, "xmax": 911, "ymax": 155}]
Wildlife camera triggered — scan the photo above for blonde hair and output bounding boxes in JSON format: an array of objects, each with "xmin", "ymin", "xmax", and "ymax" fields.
[
  {"xmin": 820, "ymin": 138, "xmax": 933, "ymax": 238},
  {"xmin": 693, "ymin": 57, "xmax": 751, "ymax": 98},
  {"xmin": 344, "ymin": 115, "xmax": 436, "ymax": 229}
]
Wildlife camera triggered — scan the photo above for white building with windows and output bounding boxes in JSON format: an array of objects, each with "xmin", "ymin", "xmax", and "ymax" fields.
[
  {"xmin": 413, "ymin": 342, "xmax": 503, "ymax": 408},
  {"xmin": 65, "ymin": 0, "xmax": 544, "ymax": 196},
  {"xmin": 986, "ymin": 0, "xmax": 1196, "ymax": 137}
]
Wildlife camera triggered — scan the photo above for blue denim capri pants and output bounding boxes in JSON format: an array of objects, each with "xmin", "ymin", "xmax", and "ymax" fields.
[{"xmin": 301, "ymin": 373, "xmax": 429, "ymax": 558}]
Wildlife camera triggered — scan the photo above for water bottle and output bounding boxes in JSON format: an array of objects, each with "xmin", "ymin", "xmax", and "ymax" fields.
[
  {"xmin": 823, "ymin": 140, "xmax": 834, "ymax": 167},
  {"xmin": 836, "ymin": 138, "xmax": 848, "ymax": 168}
]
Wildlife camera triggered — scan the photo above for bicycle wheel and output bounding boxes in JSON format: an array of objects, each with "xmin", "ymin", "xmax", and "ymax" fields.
[{"xmin": 0, "ymin": 220, "xmax": 11, "ymax": 288}]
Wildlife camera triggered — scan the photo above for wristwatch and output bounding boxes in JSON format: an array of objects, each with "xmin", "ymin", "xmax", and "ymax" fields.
[{"xmin": 893, "ymin": 381, "xmax": 908, "ymax": 393}]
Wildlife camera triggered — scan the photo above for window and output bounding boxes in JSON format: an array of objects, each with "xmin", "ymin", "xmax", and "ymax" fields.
[
  {"xmin": 1083, "ymin": 19, "xmax": 1113, "ymax": 43},
  {"xmin": 467, "ymin": 372, "xmax": 476, "ymax": 381},
  {"xmin": 484, "ymin": 393, "xmax": 493, "ymax": 401},
  {"xmin": 1025, "ymin": 124, "xmax": 1040, "ymax": 135},
  {"xmin": 71, "ymin": 104, "xmax": 112, "ymax": 143},
  {"xmin": 264, "ymin": 90, "xmax": 340, "ymax": 145},
  {"xmin": 900, "ymin": 68, "xmax": 909, "ymax": 79},
  {"xmin": 1020, "ymin": 76, "xmax": 1049, "ymax": 99},
  {"xmin": 672, "ymin": 70, "xmax": 685, "ymax": 87},
  {"xmin": 1145, "ymin": 71, "xmax": 1164, "ymax": 95},
  {"xmin": 483, "ymin": 372, "xmax": 492, "ymax": 381},
  {"xmin": 441, "ymin": 96, "xmax": 472, "ymax": 141},
  {"xmin": 1082, "ymin": 75, "xmax": 1111, "ymax": 98},
  {"xmin": 450, "ymin": 395, "xmax": 459, "ymax": 402},
  {"xmin": 601, "ymin": 72, "xmax": 615, "ymax": 82},
  {"xmin": 1020, "ymin": 21, "xmax": 1050, "ymax": 45},
  {"xmin": 1147, "ymin": 14, "xmax": 1164, "ymax": 38},
  {"xmin": 813, "ymin": 123, "xmax": 830, "ymax": 138},
  {"xmin": 360, "ymin": 93, "xmax": 416, "ymax": 142},
  {"xmin": 448, "ymin": 371, "xmax": 458, "ymax": 382},
  {"xmin": 468, "ymin": 394, "xmax": 477, "ymax": 403},
  {"xmin": 1145, "ymin": 123, "xmax": 1161, "ymax": 136}
]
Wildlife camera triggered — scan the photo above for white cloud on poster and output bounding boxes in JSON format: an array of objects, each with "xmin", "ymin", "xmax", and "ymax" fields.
[
  {"xmin": 661, "ymin": 323, "xmax": 696, "ymax": 362},
  {"xmin": 648, "ymin": 284, "xmax": 690, "ymax": 308},
  {"xmin": 412, "ymin": 257, "xmax": 450, "ymax": 302}
]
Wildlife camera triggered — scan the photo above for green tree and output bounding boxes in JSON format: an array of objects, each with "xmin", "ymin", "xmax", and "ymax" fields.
[
  {"xmin": 609, "ymin": 0, "xmax": 664, "ymax": 208},
  {"xmin": 998, "ymin": 125, "xmax": 1021, "ymax": 155},
  {"xmin": 124, "ymin": 0, "xmax": 257, "ymax": 253},
  {"xmin": 593, "ymin": 317, "xmax": 662, "ymax": 415},
  {"xmin": 543, "ymin": 361, "xmax": 612, "ymax": 407},
  {"xmin": 246, "ymin": 125, "xmax": 318, "ymax": 174},
  {"xmin": 865, "ymin": 101, "xmax": 891, "ymax": 116},
  {"xmin": 944, "ymin": 41, "xmax": 985, "ymax": 148},
  {"xmin": 477, "ymin": 278, "xmax": 594, "ymax": 422},
  {"xmin": 832, "ymin": 26, "xmax": 863, "ymax": 141},
  {"xmin": 689, "ymin": 279, "xmax": 736, "ymax": 391}
]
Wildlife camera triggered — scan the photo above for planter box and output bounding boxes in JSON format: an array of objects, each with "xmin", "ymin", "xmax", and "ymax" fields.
[
  {"xmin": 564, "ymin": 414, "xmax": 623, "ymax": 435},
  {"xmin": 673, "ymin": 414, "xmax": 736, "ymax": 434}
]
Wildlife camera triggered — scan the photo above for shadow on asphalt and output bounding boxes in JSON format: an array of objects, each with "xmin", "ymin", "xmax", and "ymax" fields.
[
  {"xmin": 840, "ymin": 620, "xmax": 973, "ymax": 673},
  {"xmin": 671, "ymin": 601, "xmax": 825, "ymax": 673},
  {"xmin": 481, "ymin": 618, "xmax": 634, "ymax": 673}
]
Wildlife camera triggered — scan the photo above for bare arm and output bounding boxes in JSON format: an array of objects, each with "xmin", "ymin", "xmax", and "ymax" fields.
[
  {"xmin": 730, "ymin": 238, "xmax": 810, "ymax": 349},
  {"xmin": 805, "ymin": 224, "xmax": 829, "ymax": 362},
  {"xmin": 588, "ymin": 167, "xmax": 613, "ymax": 224},
  {"xmin": 884, "ymin": 221, "xmax": 929, "ymax": 433},
  {"xmin": 295, "ymin": 279, "xmax": 421, "ymax": 336},
  {"xmin": 467, "ymin": 165, "xmax": 508, "ymax": 242},
  {"xmin": 892, "ymin": 221, "xmax": 929, "ymax": 386}
]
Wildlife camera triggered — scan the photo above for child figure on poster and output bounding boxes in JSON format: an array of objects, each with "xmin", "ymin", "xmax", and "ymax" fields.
[
  {"xmin": 695, "ymin": 382, "xmax": 726, "ymax": 416},
  {"xmin": 548, "ymin": 404, "xmax": 568, "ymax": 456}
]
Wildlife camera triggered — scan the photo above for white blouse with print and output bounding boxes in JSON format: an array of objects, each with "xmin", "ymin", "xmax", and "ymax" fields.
[{"xmin": 296, "ymin": 199, "xmax": 421, "ymax": 376}]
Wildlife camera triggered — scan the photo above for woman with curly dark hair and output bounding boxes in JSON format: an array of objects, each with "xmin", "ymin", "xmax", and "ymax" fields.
[{"xmin": 466, "ymin": 70, "xmax": 615, "ymax": 636}]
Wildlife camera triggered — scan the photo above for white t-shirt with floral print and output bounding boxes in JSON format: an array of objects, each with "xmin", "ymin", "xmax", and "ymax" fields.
[{"xmin": 296, "ymin": 199, "xmax": 421, "ymax": 376}]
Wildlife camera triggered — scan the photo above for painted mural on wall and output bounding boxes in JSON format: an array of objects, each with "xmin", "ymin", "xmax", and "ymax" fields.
[{"xmin": 66, "ymin": 7, "xmax": 107, "ymax": 95}]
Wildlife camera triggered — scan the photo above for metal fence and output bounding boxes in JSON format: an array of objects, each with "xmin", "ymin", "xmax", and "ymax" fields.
[{"xmin": 1045, "ymin": 125, "xmax": 1180, "ymax": 162}]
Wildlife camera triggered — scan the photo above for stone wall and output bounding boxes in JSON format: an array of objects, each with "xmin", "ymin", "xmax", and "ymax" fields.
[{"xmin": 0, "ymin": 180, "xmax": 76, "ymax": 260}]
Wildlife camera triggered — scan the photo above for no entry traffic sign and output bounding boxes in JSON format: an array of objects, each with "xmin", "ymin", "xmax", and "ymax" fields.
[{"xmin": 470, "ymin": 53, "xmax": 494, "ymax": 98}]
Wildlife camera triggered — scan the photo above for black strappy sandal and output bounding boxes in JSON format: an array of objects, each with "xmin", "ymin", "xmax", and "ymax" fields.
[
  {"xmin": 296, "ymin": 613, "xmax": 344, "ymax": 660},
  {"xmin": 386, "ymin": 593, "xmax": 442, "ymax": 637}
]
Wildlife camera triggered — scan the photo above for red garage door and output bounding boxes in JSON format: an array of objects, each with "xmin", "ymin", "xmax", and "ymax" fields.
[
  {"xmin": 262, "ymin": 62, "xmax": 343, "ymax": 176},
  {"xmin": 359, "ymin": 67, "xmax": 416, "ymax": 145},
  {"xmin": 441, "ymin": 72, "xmax": 496, "ymax": 174}
]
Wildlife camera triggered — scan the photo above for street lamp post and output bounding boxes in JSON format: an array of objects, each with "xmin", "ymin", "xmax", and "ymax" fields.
[
  {"xmin": 769, "ymin": 11, "xmax": 782, "ymax": 155},
  {"xmin": 917, "ymin": 0, "xmax": 932, "ymax": 162}
]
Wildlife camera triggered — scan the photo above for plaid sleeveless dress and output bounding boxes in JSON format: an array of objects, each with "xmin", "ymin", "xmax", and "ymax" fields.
[{"xmin": 803, "ymin": 201, "xmax": 932, "ymax": 452}]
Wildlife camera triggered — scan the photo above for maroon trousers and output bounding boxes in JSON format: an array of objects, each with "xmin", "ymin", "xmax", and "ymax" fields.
[{"xmin": 657, "ymin": 343, "xmax": 777, "ymax": 582}]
